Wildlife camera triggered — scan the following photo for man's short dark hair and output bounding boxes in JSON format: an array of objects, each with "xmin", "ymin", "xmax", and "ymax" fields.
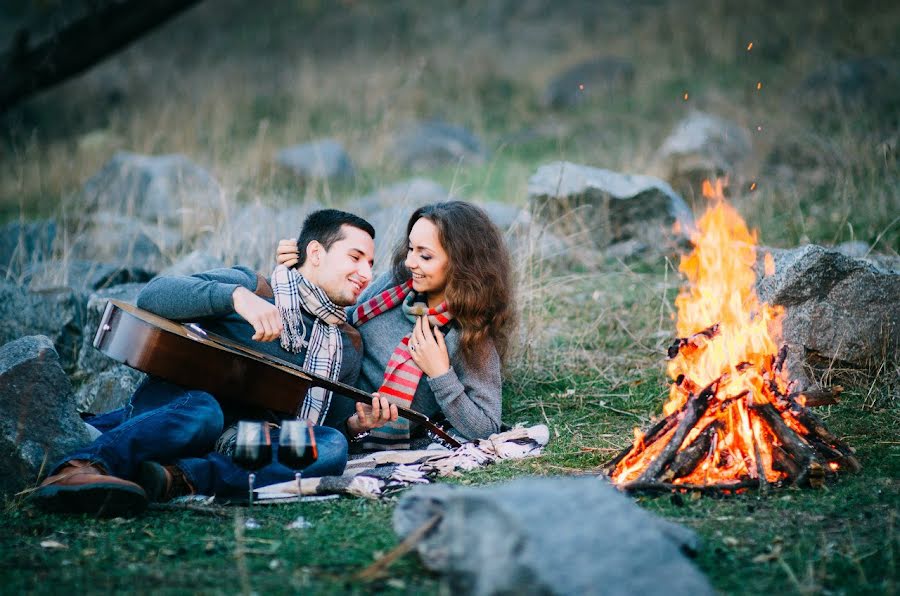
[{"xmin": 295, "ymin": 209, "xmax": 375, "ymax": 267}]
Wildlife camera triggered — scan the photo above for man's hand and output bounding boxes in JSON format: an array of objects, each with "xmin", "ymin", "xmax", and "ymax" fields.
[
  {"xmin": 276, "ymin": 239, "xmax": 301, "ymax": 268},
  {"xmin": 232, "ymin": 286, "xmax": 283, "ymax": 342},
  {"xmin": 347, "ymin": 392, "xmax": 399, "ymax": 434}
]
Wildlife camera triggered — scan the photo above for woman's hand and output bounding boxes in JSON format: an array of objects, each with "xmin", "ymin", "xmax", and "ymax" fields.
[
  {"xmin": 408, "ymin": 316, "xmax": 451, "ymax": 378},
  {"xmin": 276, "ymin": 238, "xmax": 301, "ymax": 268},
  {"xmin": 347, "ymin": 392, "xmax": 399, "ymax": 434}
]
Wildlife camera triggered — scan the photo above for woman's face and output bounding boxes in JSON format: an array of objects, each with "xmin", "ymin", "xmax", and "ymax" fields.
[{"xmin": 405, "ymin": 217, "xmax": 449, "ymax": 298}]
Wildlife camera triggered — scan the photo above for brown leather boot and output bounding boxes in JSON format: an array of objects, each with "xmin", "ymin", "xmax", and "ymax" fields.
[
  {"xmin": 138, "ymin": 461, "xmax": 194, "ymax": 502},
  {"xmin": 31, "ymin": 460, "xmax": 148, "ymax": 517}
]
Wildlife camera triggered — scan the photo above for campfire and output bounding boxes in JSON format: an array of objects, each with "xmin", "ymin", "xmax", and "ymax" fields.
[{"xmin": 605, "ymin": 180, "xmax": 860, "ymax": 492}]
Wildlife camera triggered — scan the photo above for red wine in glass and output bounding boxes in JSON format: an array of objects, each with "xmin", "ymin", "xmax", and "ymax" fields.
[
  {"xmin": 278, "ymin": 420, "xmax": 318, "ymax": 469},
  {"xmin": 278, "ymin": 419, "xmax": 318, "ymax": 526},
  {"xmin": 233, "ymin": 421, "xmax": 272, "ymax": 507}
]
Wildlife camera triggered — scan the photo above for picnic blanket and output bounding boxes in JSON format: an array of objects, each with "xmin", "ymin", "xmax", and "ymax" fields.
[{"xmin": 252, "ymin": 424, "xmax": 549, "ymax": 502}]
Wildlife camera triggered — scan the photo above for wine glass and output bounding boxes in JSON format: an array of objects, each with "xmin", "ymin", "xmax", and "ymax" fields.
[
  {"xmin": 278, "ymin": 419, "xmax": 318, "ymax": 526},
  {"xmin": 232, "ymin": 421, "xmax": 272, "ymax": 509}
]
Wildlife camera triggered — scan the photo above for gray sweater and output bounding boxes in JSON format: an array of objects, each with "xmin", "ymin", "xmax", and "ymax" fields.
[
  {"xmin": 336, "ymin": 272, "xmax": 503, "ymax": 440},
  {"xmin": 135, "ymin": 267, "xmax": 363, "ymax": 425}
]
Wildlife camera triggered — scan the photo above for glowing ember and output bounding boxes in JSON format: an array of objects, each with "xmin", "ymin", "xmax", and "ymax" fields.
[
  {"xmin": 608, "ymin": 179, "xmax": 860, "ymax": 489},
  {"xmin": 683, "ymin": 92, "xmax": 689, "ymax": 101}
]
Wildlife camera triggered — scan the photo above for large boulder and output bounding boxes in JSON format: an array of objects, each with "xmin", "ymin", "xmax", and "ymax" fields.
[
  {"xmin": 394, "ymin": 477, "xmax": 713, "ymax": 596},
  {"xmin": 0, "ymin": 219, "xmax": 56, "ymax": 278},
  {"xmin": 0, "ymin": 336, "xmax": 90, "ymax": 495},
  {"xmin": 794, "ymin": 57, "xmax": 900, "ymax": 119},
  {"xmin": 653, "ymin": 112, "xmax": 753, "ymax": 198},
  {"xmin": 75, "ymin": 366, "xmax": 145, "ymax": 415},
  {"xmin": 157, "ymin": 250, "xmax": 226, "ymax": 278},
  {"xmin": 24, "ymin": 259, "xmax": 155, "ymax": 293},
  {"xmin": 756, "ymin": 244, "xmax": 900, "ymax": 370},
  {"xmin": 390, "ymin": 121, "xmax": 488, "ymax": 170},
  {"xmin": 542, "ymin": 56, "xmax": 635, "ymax": 109},
  {"xmin": 75, "ymin": 151, "xmax": 224, "ymax": 236},
  {"xmin": 67, "ymin": 212, "xmax": 179, "ymax": 272},
  {"xmin": 348, "ymin": 179, "xmax": 452, "ymax": 270},
  {"xmin": 0, "ymin": 282, "xmax": 84, "ymax": 371},
  {"xmin": 202, "ymin": 201, "xmax": 321, "ymax": 272},
  {"xmin": 527, "ymin": 161, "xmax": 693, "ymax": 251},
  {"xmin": 276, "ymin": 139, "xmax": 354, "ymax": 182}
]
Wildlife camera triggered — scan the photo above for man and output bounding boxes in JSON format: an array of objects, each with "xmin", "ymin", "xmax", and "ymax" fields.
[{"xmin": 32, "ymin": 209, "xmax": 390, "ymax": 516}]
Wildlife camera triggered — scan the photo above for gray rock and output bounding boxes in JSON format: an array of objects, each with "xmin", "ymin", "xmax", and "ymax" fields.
[
  {"xmin": 346, "ymin": 180, "xmax": 451, "ymax": 271},
  {"xmin": 276, "ymin": 139, "xmax": 354, "ymax": 182},
  {"xmin": 394, "ymin": 477, "xmax": 713, "ymax": 596},
  {"xmin": 0, "ymin": 219, "xmax": 56, "ymax": 278},
  {"xmin": 353, "ymin": 178, "xmax": 451, "ymax": 215},
  {"xmin": 203, "ymin": 202, "xmax": 322, "ymax": 272},
  {"xmin": 24, "ymin": 259, "xmax": 154, "ymax": 293},
  {"xmin": 75, "ymin": 283, "xmax": 147, "ymax": 378},
  {"xmin": 0, "ymin": 282, "xmax": 84, "ymax": 371},
  {"xmin": 795, "ymin": 57, "xmax": 899, "ymax": 116},
  {"xmin": 475, "ymin": 201, "xmax": 528, "ymax": 231},
  {"xmin": 391, "ymin": 121, "xmax": 487, "ymax": 170},
  {"xmin": 79, "ymin": 151, "xmax": 224, "ymax": 235},
  {"xmin": 833, "ymin": 241, "xmax": 870, "ymax": 259},
  {"xmin": 756, "ymin": 245, "xmax": 900, "ymax": 368},
  {"xmin": 542, "ymin": 56, "xmax": 635, "ymax": 109},
  {"xmin": 75, "ymin": 366, "xmax": 145, "ymax": 415},
  {"xmin": 157, "ymin": 250, "xmax": 226, "ymax": 278},
  {"xmin": 527, "ymin": 161, "xmax": 694, "ymax": 251},
  {"xmin": 0, "ymin": 336, "xmax": 90, "ymax": 494},
  {"xmin": 67, "ymin": 212, "xmax": 179, "ymax": 272},
  {"xmin": 654, "ymin": 112, "xmax": 752, "ymax": 196}
]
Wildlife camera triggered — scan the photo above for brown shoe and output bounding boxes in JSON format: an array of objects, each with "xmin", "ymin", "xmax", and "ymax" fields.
[
  {"xmin": 138, "ymin": 461, "xmax": 194, "ymax": 502},
  {"xmin": 31, "ymin": 460, "xmax": 148, "ymax": 517}
]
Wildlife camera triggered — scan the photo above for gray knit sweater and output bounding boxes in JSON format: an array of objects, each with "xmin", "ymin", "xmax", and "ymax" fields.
[{"xmin": 332, "ymin": 272, "xmax": 503, "ymax": 440}]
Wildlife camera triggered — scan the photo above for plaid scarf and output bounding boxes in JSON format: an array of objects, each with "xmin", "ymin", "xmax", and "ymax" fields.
[
  {"xmin": 351, "ymin": 279, "xmax": 453, "ymax": 450},
  {"xmin": 271, "ymin": 264, "xmax": 346, "ymax": 424}
]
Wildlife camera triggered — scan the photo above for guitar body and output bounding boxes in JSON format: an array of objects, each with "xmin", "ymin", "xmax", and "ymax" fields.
[
  {"xmin": 93, "ymin": 300, "xmax": 462, "ymax": 448},
  {"xmin": 93, "ymin": 300, "xmax": 310, "ymax": 414}
]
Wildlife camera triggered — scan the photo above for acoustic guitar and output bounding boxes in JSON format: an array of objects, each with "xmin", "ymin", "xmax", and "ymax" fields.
[{"xmin": 92, "ymin": 300, "xmax": 462, "ymax": 449}]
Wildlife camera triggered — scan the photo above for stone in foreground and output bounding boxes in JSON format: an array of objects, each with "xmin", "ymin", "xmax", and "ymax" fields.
[{"xmin": 394, "ymin": 476, "xmax": 713, "ymax": 596}]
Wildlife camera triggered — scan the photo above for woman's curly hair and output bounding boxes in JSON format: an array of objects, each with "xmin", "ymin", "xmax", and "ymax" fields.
[{"xmin": 390, "ymin": 201, "xmax": 516, "ymax": 364}]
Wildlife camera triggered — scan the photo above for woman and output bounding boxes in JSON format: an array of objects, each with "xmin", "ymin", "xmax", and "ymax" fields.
[{"xmin": 277, "ymin": 201, "xmax": 515, "ymax": 449}]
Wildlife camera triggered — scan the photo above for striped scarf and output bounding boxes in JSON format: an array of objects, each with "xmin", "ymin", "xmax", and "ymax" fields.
[
  {"xmin": 350, "ymin": 279, "xmax": 453, "ymax": 450},
  {"xmin": 271, "ymin": 265, "xmax": 345, "ymax": 424}
]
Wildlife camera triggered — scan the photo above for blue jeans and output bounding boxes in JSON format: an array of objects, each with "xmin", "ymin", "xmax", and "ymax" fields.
[{"xmin": 66, "ymin": 378, "xmax": 348, "ymax": 497}]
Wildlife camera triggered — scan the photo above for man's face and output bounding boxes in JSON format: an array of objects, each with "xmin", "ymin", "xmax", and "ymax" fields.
[{"xmin": 307, "ymin": 225, "xmax": 375, "ymax": 306}]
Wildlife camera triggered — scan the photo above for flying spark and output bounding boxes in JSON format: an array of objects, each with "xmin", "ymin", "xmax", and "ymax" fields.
[
  {"xmin": 747, "ymin": 42, "xmax": 754, "ymax": 51},
  {"xmin": 683, "ymin": 92, "xmax": 689, "ymax": 101},
  {"xmin": 750, "ymin": 182, "xmax": 758, "ymax": 191},
  {"xmin": 756, "ymin": 81, "xmax": 763, "ymax": 90}
]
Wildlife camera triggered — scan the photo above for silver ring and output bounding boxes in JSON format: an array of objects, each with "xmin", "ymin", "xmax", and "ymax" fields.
[{"xmin": 410, "ymin": 344, "xmax": 417, "ymax": 352}]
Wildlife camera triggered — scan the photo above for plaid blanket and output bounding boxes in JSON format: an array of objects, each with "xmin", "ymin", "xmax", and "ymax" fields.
[{"xmin": 253, "ymin": 424, "xmax": 550, "ymax": 502}]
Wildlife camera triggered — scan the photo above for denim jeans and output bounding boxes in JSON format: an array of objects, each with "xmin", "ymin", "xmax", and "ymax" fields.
[{"xmin": 66, "ymin": 378, "xmax": 349, "ymax": 498}]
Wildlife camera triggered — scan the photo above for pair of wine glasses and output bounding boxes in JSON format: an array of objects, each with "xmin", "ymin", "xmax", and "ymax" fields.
[{"xmin": 232, "ymin": 419, "xmax": 317, "ymax": 509}]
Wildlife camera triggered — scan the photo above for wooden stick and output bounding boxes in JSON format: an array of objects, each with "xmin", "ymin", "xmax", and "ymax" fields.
[
  {"xmin": 601, "ymin": 411, "xmax": 678, "ymax": 474},
  {"xmin": 789, "ymin": 408, "xmax": 862, "ymax": 472},
  {"xmin": 661, "ymin": 421, "xmax": 721, "ymax": 482},
  {"xmin": 354, "ymin": 514, "xmax": 442, "ymax": 581},
  {"xmin": 770, "ymin": 445, "xmax": 801, "ymax": 479},
  {"xmin": 788, "ymin": 386, "xmax": 843, "ymax": 407},
  {"xmin": 622, "ymin": 479, "xmax": 759, "ymax": 494},
  {"xmin": 635, "ymin": 378, "xmax": 720, "ymax": 483},
  {"xmin": 750, "ymin": 402, "xmax": 819, "ymax": 485}
]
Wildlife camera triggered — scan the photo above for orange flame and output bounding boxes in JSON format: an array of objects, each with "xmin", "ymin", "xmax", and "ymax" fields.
[{"xmin": 613, "ymin": 179, "xmax": 791, "ymax": 485}]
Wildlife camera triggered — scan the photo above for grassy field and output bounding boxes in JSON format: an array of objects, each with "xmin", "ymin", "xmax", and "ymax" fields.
[{"xmin": 1, "ymin": 0, "xmax": 898, "ymax": 594}]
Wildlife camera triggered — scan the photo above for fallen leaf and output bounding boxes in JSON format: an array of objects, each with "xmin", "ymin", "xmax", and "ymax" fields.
[{"xmin": 40, "ymin": 540, "xmax": 68, "ymax": 550}]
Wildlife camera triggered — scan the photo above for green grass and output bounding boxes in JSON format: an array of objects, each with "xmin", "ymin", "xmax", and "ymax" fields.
[{"xmin": 1, "ymin": 0, "xmax": 898, "ymax": 593}]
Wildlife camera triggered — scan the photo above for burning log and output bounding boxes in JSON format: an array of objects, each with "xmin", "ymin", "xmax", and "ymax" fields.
[
  {"xmin": 667, "ymin": 323, "xmax": 720, "ymax": 359},
  {"xmin": 602, "ymin": 412, "xmax": 679, "ymax": 475},
  {"xmin": 635, "ymin": 378, "xmax": 720, "ymax": 483},
  {"xmin": 789, "ymin": 386, "xmax": 843, "ymax": 407},
  {"xmin": 661, "ymin": 421, "xmax": 721, "ymax": 482},
  {"xmin": 748, "ymin": 402, "xmax": 819, "ymax": 485},
  {"xmin": 622, "ymin": 480, "xmax": 759, "ymax": 494}
]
